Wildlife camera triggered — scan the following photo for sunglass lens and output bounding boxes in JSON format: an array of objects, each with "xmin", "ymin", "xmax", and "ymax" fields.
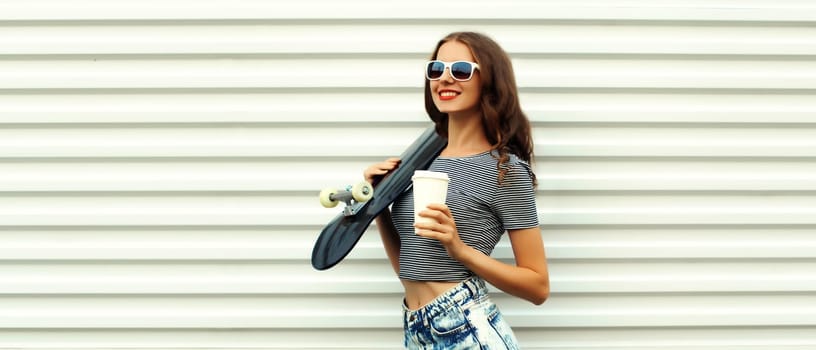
[
  {"xmin": 450, "ymin": 62, "xmax": 473, "ymax": 80},
  {"xmin": 427, "ymin": 61, "xmax": 445, "ymax": 79}
]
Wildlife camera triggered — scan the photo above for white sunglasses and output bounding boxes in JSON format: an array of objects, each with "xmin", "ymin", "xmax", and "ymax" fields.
[{"xmin": 425, "ymin": 60, "xmax": 480, "ymax": 81}]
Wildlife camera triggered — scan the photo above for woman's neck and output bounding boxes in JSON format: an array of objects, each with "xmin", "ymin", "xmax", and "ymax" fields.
[{"xmin": 442, "ymin": 113, "xmax": 492, "ymax": 157}]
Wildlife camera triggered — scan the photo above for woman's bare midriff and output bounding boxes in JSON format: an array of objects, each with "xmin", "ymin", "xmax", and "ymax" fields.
[{"xmin": 401, "ymin": 279, "xmax": 462, "ymax": 310}]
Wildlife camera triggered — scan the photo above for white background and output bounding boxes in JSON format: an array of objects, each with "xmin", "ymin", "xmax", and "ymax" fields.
[{"xmin": 1, "ymin": 0, "xmax": 815, "ymax": 348}]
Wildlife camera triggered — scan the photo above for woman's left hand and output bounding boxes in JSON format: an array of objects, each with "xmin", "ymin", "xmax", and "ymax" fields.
[{"xmin": 414, "ymin": 203, "xmax": 468, "ymax": 260}]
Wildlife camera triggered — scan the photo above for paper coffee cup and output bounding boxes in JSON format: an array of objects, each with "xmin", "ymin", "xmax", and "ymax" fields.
[{"xmin": 411, "ymin": 170, "xmax": 449, "ymax": 227}]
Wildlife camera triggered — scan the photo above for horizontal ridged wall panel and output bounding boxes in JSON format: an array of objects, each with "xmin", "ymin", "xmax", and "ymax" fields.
[
  {"xmin": 3, "ymin": 24, "xmax": 816, "ymax": 56},
  {"xmin": 2, "ymin": 0, "xmax": 816, "ymax": 21},
  {"xmin": 1, "ymin": 0, "xmax": 815, "ymax": 349},
  {"xmin": 2, "ymin": 93, "xmax": 815, "ymax": 124},
  {"xmin": 3, "ymin": 58, "xmax": 816, "ymax": 89}
]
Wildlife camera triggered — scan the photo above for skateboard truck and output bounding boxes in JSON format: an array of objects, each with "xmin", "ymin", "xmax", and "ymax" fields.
[{"xmin": 319, "ymin": 181, "xmax": 374, "ymax": 216}]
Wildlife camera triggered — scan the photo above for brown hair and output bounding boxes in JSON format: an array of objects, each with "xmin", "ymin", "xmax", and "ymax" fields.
[{"xmin": 424, "ymin": 31, "xmax": 536, "ymax": 186}]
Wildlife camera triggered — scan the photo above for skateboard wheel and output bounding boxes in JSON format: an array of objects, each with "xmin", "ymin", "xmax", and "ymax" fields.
[
  {"xmin": 351, "ymin": 181, "xmax": 374, "ymax": 203},
  {"xmin": 319, "ymin": 188, "xmax": 339, "ymax": 208}
]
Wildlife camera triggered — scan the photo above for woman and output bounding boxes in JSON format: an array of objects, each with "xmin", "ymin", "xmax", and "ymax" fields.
[{"xmin": 364, "ymin": 32, "xmax": 549, "ymax": 349}]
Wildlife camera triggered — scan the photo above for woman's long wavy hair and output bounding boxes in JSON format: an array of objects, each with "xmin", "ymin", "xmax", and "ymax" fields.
[{"xmin": 424, "ymin": 31, "xmax": 536, "ymax": 186}]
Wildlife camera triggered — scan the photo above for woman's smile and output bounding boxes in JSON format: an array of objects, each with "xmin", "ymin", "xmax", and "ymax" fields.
[{"xmin": 438, "ymin": 89, "xmax": 460, "ymax": 101}]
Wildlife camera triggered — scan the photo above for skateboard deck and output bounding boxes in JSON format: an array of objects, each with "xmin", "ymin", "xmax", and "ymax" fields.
[{"xmin": 312, "ymin": 126, "xmax": 447, "ymax": 270}]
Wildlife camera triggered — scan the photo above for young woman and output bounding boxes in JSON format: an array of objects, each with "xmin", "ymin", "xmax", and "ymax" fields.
[{"xmin": 364, "ymin": 31, "xmax": 549, "ymax": 349}]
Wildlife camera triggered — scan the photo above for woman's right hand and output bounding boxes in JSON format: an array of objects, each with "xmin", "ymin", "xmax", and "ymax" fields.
[{"xmin": 364, "ymin": 157, "xmax": 401, "ymax": 185}]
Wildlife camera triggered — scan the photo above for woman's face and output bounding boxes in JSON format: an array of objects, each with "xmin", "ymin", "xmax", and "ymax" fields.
[{"xmin": 430, "ymin": 40, "xmax": 482, "ymax": 118}]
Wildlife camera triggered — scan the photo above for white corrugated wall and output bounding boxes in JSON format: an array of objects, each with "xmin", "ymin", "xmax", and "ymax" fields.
[{"xmin": 1, "ymin": 0, "xmax": 816, "ymax": 349}]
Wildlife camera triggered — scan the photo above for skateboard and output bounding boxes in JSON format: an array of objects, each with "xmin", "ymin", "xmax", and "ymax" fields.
[{"xmin": 312, "ymin": 126, "xmax": 447, "ymax": 270}]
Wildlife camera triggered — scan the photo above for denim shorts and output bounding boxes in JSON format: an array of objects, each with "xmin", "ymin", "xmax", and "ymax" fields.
[{"xmin": 402, "ymin": 277, "xmax": 520, "ymax": 349}]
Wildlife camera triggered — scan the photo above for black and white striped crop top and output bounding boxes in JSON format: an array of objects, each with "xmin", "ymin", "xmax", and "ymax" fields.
[{"xmin": 391, "ymin": 150, "xmax": 539, "ymax": 281}]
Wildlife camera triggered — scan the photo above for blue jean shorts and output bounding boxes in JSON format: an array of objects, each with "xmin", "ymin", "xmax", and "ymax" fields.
[{"xmin": 402, "ymin": 277, "xmax": 520, "ymax": 349}]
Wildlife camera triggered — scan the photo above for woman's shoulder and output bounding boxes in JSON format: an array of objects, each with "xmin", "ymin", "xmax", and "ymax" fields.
[{"xmin": 490, "ymin": 150, "xmax": 530, "ymax": 168}]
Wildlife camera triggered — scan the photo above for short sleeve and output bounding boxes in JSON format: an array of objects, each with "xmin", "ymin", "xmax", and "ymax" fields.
[{"xmin": 492, "ymin": 161, "xmax": 539, "ymax": 230}]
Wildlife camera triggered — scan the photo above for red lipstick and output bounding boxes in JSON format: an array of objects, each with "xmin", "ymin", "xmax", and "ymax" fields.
[{"xmin": 439, "ymin": 90, "xmax": 459, "ymax": 101}]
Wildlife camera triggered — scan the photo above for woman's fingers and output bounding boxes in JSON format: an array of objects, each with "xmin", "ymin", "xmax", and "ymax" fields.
[
  {"xmin": 414, "ymin": 204, "xmax": 455, "ymax": 235},
  {"xmin": 363, "ymin": 158, "xmax": 401, "ymax": 183}
]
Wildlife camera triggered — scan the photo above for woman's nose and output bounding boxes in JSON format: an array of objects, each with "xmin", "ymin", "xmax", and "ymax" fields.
[{"xmin": 438, "ymin": 68, "xmax": 455, "ymax": 83}]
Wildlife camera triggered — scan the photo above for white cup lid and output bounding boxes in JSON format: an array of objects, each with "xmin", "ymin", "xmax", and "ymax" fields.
[{"xmin": 412, "ymin": 170, "xmax": 449, "ymax": 181}]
